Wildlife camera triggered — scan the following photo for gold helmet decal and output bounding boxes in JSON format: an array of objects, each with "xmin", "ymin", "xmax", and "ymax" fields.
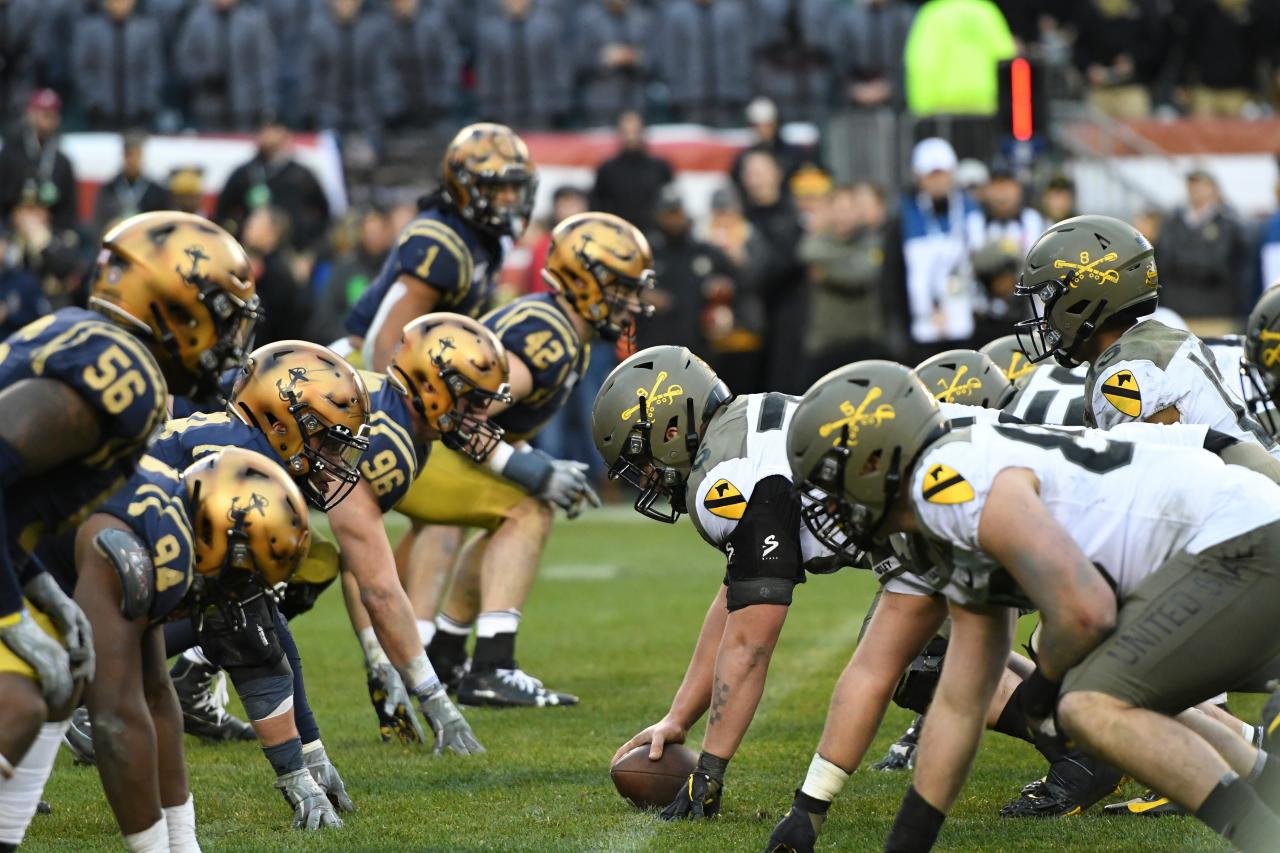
[
  {"xmin": 388, "ymin": 312, "xmax": 512, "ymax": 462},
  {"xmin": 441, "ymin": 123, "xmax": 537, "ymax": 237},
  {"xmin": 184, "ymin": 447, "xmax": 311, "ymax": 589},
  {"xmin": 230, "ymin": 340, "xmax": 371, "ymax": 510},
  {"xmin": 915, "ymin": 349, "xmax": 1015, "ymax": 409},
  {"xmin": 88, "ymin": 211, "xmax": 260, "ymax": 398},
  {"xmin": 818, "ymin": 388, "xmax": 897, "ymax": 444}
]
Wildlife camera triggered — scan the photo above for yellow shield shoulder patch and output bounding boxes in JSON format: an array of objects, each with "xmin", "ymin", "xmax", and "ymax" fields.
[
  {"xmin": 704, "ymin": 479, "xmax": 747, "ymax": 520},
  {"xmin": 921, "ymin": 464, "xmax": 974, "ymax": 505},
  {"xmin": 1101, "ymin": 369, "xmax": 1142, "ymax": 417}
]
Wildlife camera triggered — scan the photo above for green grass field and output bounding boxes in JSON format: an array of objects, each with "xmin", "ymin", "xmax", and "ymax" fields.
[{"xmin": 25, "ymin": 510, "xmax": 1237, "ymax": 851}]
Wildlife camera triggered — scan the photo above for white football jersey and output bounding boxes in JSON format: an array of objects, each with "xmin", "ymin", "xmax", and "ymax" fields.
[
  {"xmin": 686, "ymin": 393, "xmax": 831, "ymax": 565},
  {"xmin": 1004, "ymin": 363, "xmax": 1088, "ymax": 426},
  {"xmin": 1086, "ymin": 321, "xmax": 1277, "ymax": 454},
  {"xmin": 906, "ymin": 422, "xmax": 1280, "ymax": 608}
]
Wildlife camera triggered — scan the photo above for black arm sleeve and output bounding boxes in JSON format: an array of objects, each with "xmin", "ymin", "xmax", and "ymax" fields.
[{"xmin": 723, "ymin": 475, "xmax": 805, "ymax": 612}]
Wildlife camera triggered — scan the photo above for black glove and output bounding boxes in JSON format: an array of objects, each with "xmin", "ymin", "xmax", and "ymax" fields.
[
  {"xmin": 660, "ymin": 752, "xmax": 727, "ymax": 820},
  {"xmin": 1018, "ymin": 668, "xmax": 1069, "ymax": 754},
  {"xmin": 765, "ymin": 790, "xmax": 829, "ymax": 853}
]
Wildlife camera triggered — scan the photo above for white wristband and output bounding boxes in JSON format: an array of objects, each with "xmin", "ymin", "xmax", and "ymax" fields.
[
  {"xmin": 358, "ymin": 626, "xmax": 390, "ymax": 669},
  {"xmin": 486, "ymin": 441, "xmax": 516, "ymax": 474}
]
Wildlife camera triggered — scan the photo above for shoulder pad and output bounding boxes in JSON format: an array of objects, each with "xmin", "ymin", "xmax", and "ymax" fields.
[{"xmin": 94, "ymin": 526, "xmax": 154, "ymax": 621}]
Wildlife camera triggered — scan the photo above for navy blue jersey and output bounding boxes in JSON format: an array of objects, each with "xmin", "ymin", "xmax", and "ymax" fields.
[
  {"xmin": 0, "ymin": 309, "xmax": 168, "ymax": 615},
  {"xmin": 485, "ymin": 294, "xmax": 588, "ymax": 441},
  {"xmin": 345, "ymin": 204, "xmax": 504, "ymax": 339},
  {"xmin": 359, "ymin": 371, "xmax": 430, "ymax": 513},
  {"xmin": 97, "ymin": 460, "xmax": 198, "ymax": 621},
  {"xmin": 146, "ymin": 412, "xmax": 279, "ymax": 472}
]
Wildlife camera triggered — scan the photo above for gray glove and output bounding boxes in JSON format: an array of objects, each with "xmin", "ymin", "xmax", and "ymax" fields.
[
  {"xmin": 418, "ymin": 688, "xmax": 485, "ymax": 756},
  {"xmin": 0, "ymin": 611, "xmax": 72, "ymax": 708},
  {"xmin": 304, "ymin": 745, "xmax": 355, "ymax": 813},
  {"xmin": 274, "ymin": 768, "xmax": 343, "ymax": 830},
  {"xmin": 540, "ymin": 458, "xmax": 601, "ymax": 515},
  {"xmin": 24, "ymin": 573, "xmax": 94, "ymax": 683}
]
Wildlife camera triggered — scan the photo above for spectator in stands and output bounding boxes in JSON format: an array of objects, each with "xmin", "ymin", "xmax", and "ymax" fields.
[
  {"xmin": 576, "ymin": 0, "xmax": 651, "ymax": 128},
  {"xmin": 92, "ymin": 131, "xmax": 170, "ymax": 237},
  {"xmin": 309, "ymin": 206, "xmax": 393, "ymax": 344},
  {"xmin": 72, "ymin": 0, "xmax": 163, "ymax": 130},
  {"xmin": 658, "ymin": 0, "xmax": 752, "ymax": 127},
  {"xmin": 9, "ymin": 190, "xmax": 82, "ymax": 310},
  {"xmin": 884, "ymin": 137, "xmax": 983, "ymax": 360},
  {"xmin": 752, "ymin": 0, "xmax": 834, "ymax": 125},
  {"xmin": 176, "ymin": 0, "xmax": 279, "ymax": 131},
  {"xmin": 1157, "ymin": 169, "xmax": 1252, "ymax": 323},
  {"xmin": 523, "ymin": 185, "xmax": 588, "ymax": 294},
  {"xmin": 0, "ymin": 0, "xmax": 43, "ymax": 131},
  {"xmin": 0, "ymin": 91, "xmax": 78, "ymax": 236},
  {"xmin": 475, "ymin": 0, "xmax": 569, "ymax": 130},
  {"xmin": 590, "ymin": 110, "xmax": 673, "ymax": 237},
  {"xmin": 242, "ymin": 205, "xmax": 309, "ymax": 343},
  {"xmin": 969, "ymin": 167, "xmax": 1044, "ymax": 257},
  {"xmin": 800, "ymin": 182, "xmax": 891, "ymax": 383},
  {"xmin": 216, "ymin": 118, "xmax": 332, "ymax": 254},
  {"xmin": 904, "ymin": 0, "xmax": 1015, "ymax": 117},
  {"xmin": 302, "ymin": 0, "xmax": 402, "ymax": 138},
  {"xmin": 701, "ymin": 185, "xmax": 765, "ymax": 390},
  {"xmin": 1070, "ymin": 0, "xmax": 1165, "ymax": 120},
  {"xmin": 729, "ymin": 98, "xmax": 805, "ymax": 198},
  {"xmin": 387, "ymin": 0, "xmax": 461, "ymax": 130},
  {"xmin": 0, "ymin": 222, "xmax": 50, "ymax": 338},
  {"xmin": 830, "ymin": 0, "xmax": 915, "ymax": 185},
  {"xmin": 1040, "ymin": 173, "xmax": 1076, "ymax": 224},
  {"xmin": 1176, "ymin": 0, "xmax": 1263, "ymax": 118},
  {"xmin": 168, "ymin": 167, "xmax": 206, "ymax": 216}
]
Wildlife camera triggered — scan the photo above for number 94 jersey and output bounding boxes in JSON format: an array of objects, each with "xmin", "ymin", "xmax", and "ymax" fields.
[
  {"xmin": 1, "ymin": 308, "xmax": 167, "ymax": 551},
  {"xmin": 909, "ymin": 423, "xmax": 1280, "ymax": 608}
]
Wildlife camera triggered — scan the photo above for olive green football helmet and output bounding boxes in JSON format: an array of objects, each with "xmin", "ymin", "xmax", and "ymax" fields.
[
  {"xmin": 979, "ymin": 334, "xmax": 1037, "ymax": 390},
  {"xmin": 1243, "ymin": 282, "xmax": 1280, "ymax": 439},
  {"xmin": 592, "ymin": 345, "xmax": 731, "ymax": 522},
  {"xmin": 914, "ymin": 349, "xmax": 1014, "ymax": 409},
  {"xmin": 1014, "ymin": 214, "xmax": 1158, "ymax": 367},
  {"xmin": 788, "ymin": 361, "xmax": 944, "ymax": 557}
]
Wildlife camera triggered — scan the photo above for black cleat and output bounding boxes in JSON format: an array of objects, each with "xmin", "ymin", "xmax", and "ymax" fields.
[
  {"xmin": 1002, "ymin": 752, "xmax": 1123, "ymax": 817},
  {"xmin": 1103, "ymin": 791, "xmax": 1186, "ymax": 817},
  {"xmin": 429, "ymin": 650, "xmax": 470, "ymax": 696},
  {"xmin": 457, "ymin": 666, "xmax": 578, "ymax": 708},
  {"xmin": 171, "ymin": 657, "xmax": 256, "ymax": 742},
  {"xmin": 872, "ymin": 714, "xmax": 922, "ymax": 771},
  {"xmin": 62, "ymin": 706, "xmax": 95, "ymax": 765}
]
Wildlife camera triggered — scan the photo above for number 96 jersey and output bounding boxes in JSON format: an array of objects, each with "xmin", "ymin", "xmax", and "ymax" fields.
[
  {"xmin": 1, "ymin": 308, "xmax": 167, "ymax": 555},
  {"xmin": 358, "ymin": 371, "xmax": 430, "ymax": 513},
  {"xmin": 908, "ymin": 423, "xmax": 1280, "ymax": 608}
]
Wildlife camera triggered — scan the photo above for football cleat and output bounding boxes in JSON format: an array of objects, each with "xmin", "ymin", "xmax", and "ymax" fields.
[
  {"xmin": 872, "ymin": 714, "xmax": 922, "ymax": 771},
  {"xmin": 171, "ymin": 657, "xmax": 256, "ymax": 742},
  {"xmin": 1103, "ymin": 791, "xmax": 1186, "ymax": 817},
  {"xmin": 457, "ymin": 666, "xmax": 579, "ymax": 708},
  {"xmin": 1001, "ymin": 753, "xmax": 1123, "ymax": 817},
  {"xmin": 62, "ymin": 706, "xmax": 95, "ymax": 765},
  {"xmin": 430, "ymin": 652, "xmax": 470, "ymax": 696}
]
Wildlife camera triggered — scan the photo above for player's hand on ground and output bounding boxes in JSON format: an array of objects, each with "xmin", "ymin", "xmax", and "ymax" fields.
[
  {"xmin": 366, "ymin": 662, "xmax": 425, "ymax": 744},
  {"xmin": 764, "ymin": 802, "xmax": 819, "ymax": 852},
  {"xmin": 23, "ymin": 573, "xmax": 94, "ymax": 683},
  {"xmin": 419, "ymin": 688, "xmax": 485, "ymax": 756},
  {"xmin": 659, "ymin": 770, "xmax": 722, "ymax": 820},
  {"xmin": 304, "ymin": 744, "xmax": 355, "ymax": 813},
  {"xmin": 0, "ymin": 611, "xmax": 73, "ymax": 708},
  {"xmin": 612, "ymin": 717, "xmax": 688, "ymax": 766},
  {"xmin": 274, "ymin": 768, "xmax": 344, "ymax": 830}
]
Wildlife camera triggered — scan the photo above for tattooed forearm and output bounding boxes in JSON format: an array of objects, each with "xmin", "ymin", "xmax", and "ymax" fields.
[
  {"xmin": 708, "ymin": 677, "xmax": 730, "ymax": 727},
  {"xmin": 0, "ymin": 378, "xmax": 102, "ymax": 477}
]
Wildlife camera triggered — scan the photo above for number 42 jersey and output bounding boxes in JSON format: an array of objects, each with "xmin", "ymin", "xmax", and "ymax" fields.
[{"xmin": 907, "ymin": 423, "xmax": 1280, "ymax": 608}]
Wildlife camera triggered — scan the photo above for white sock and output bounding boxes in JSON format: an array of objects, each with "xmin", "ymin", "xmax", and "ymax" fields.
[
  {"xmin": 0, "ymin": 721, "xmax": 65, "ymax": 846},
  {"xmin": 123, "ymin": 816, "xmax": 170, "ymax": 852},
  {"xmin": 417, "ymin": 619, "xmax": 436, "ymax": 647},
  {"xmin": 163, "ymin": 794, "xmax": 199, "ymax": 852},
  {"xmin": 434, "ymin": 613, "xmax": 472, "ymax": 637},
  {"xmin": 476, "ymin": 610, "xmax": 520, "ymax": 638},
  {"xmin": 799, "ymin": 753, "xmax": 850, "ymax": 803},
  {"xmin": 182, "ymin": 647, "xmax": 212, "ymax": 667},
  {"xmin": 358, "ymin": 626, "xmax": 390, "ymax": 669}
]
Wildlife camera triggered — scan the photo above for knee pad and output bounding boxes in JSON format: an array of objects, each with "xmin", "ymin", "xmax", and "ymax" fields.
[
  {"xmin": 236, "ymin": 670, "xmax": 295, "ymax": 724},
  {"xmin": 0, "ymin": 721, "xmax": 64, "ymax": 845}
]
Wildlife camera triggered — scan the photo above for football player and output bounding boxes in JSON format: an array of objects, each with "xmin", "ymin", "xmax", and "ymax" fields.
[
  {"xmin": 77, "ymin": 448, "xmax": 315, "ymax": 849},
  {"xmin": 1203, "ymin": 282, "xmax": 1280, "ymax": 443},
  {"xmin": 779, "ymin": 361, "xmax": 1280, "ymax": 852},
  {"xmin": 592, "ymin": 344, "xmax": 859, "ymax": 820},
  {"xmin": 0, "ymin": 211, "xmax": 257, "ymax": 850},
  {"xmin": 978, "ymin": 334, "xmax": 1037, "ymax": 390},
  {"xmin": 384, "ymin": 212, "xmax": 650, "ymax": 708},
  {"xmin": 343, "ymin": 123, "xmax": 536, "ymax": 370}
]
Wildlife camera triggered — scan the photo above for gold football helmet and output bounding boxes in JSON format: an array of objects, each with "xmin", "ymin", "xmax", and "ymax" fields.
[
  {"xmin": 388, "ymin": 312, "xmax": 512, "ymax": 461},
  {"xmin": 441, "ymin": 122, "xmax": 536, "ymax": 237},
  {"xmin": 88, "ymin": 211, "xmax": 261, "ymax": 398},
  {"xmin": 230, "ymin": 340, "xmax": 371, "ymax": 510},
  {"xmin": 541, "ymin": 212, "xmax": 655, "ymax": 346},
  {"xmin": 184, "ymin": 447, "xmax": 310, "ymax": 589}
]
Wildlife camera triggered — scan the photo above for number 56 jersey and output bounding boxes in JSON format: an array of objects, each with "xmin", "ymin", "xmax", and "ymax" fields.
[{"xmin": 908, "ymin": 423, "xmax": 1280, "ymax": 608}]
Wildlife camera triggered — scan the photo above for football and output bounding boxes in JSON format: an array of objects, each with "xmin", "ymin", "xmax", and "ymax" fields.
[{"xmin": 610, "ymin": 744, "xmax": 699, "ymax": 809}]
